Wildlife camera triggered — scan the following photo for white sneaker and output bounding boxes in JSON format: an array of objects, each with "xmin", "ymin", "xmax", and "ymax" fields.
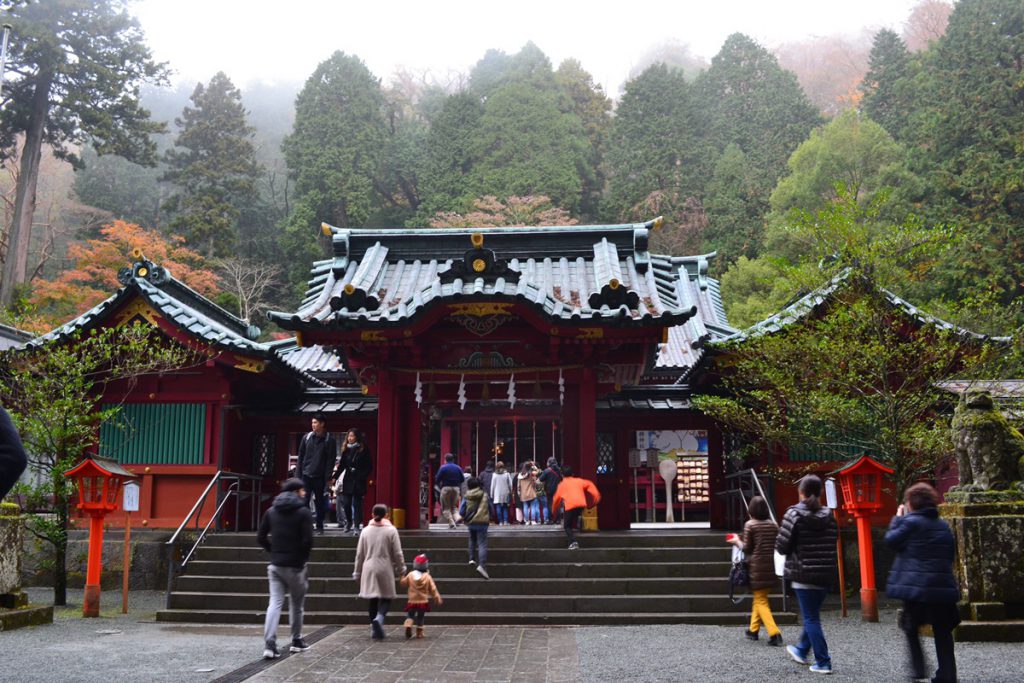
[
  {"xmin": 468, "ymin": 559, "xmax": 476, "ymax": 566},
  {"xmin": 476, "ymin": 565, "xmax": 490, "ymax": 580},
  {"xmin": 262, "ymin": 647, "xmax": 280, "ymax": 660}
]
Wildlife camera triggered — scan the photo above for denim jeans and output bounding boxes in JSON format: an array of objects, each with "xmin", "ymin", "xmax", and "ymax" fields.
[
  {"xmin": 524, "ymin": 498, "xmax": 540, "ymax": 523},
  {"xmin": 468, "ymin": 524, "xmax": 489, "ymax": 567},
  {"xmin": 495, "ymin": 503, "xmax": 509, "ymax": 524},
  {"xmin": 264, "ymin": 564, "xmax": 307, "ymax": 648},
  {"xmin": 301, "ymin": 477, "xmax": 326, "ymax": 530},
  {"xmin": 340, "ymin": 493, "xmax": 363, "ymax": 530},
  {"xmin": 536, "ymin": 495, "xmax": 550, "ymax": 522},
  {"xmin": 794, "ymin": 588, "xmax": 830, "ymax": 668}
]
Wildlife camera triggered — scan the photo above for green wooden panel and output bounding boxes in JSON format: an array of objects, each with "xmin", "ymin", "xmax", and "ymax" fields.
[{"xmin": 99, "ymin": 403, "xmax": 206, "ymax": 465}]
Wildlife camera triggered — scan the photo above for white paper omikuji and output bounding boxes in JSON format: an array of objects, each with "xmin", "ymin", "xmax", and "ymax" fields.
[
  {"xmin": 414, "ymin": 372, "xmax": 423, "ymax": 407},
  {"xmin": 457, "ymin": 374, "xmax": 467, "ymax": 410},
  {"xmin": 507, "ymin": 373, "xmax": 516, "ymax": 409},
  {"xmin": 558, "ymin": 369, "xmax": 565, "ymax": 406}
]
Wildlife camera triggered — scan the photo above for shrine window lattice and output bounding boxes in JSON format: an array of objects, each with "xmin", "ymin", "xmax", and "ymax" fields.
[
  {"xmin": 253, "ymin": 434, "xmax": 275, "ymax": 476},
  {"xmin": 596, "ymin": 432, "xmax": 615, "ymax": 475}
]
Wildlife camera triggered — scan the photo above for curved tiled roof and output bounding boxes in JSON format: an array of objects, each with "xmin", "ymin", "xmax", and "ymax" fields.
[{"xmin": 269, "ymin": 223, "xmax": 703, "ymax": 331}]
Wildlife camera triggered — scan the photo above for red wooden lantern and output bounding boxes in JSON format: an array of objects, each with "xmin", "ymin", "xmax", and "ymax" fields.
[
  {"xmin": 836, "ymin": 454, "xmax": 894, "ymax": 623},
  {"xmin": 64, "ymin": 456, "xmax": 136, "ymax": 617}
]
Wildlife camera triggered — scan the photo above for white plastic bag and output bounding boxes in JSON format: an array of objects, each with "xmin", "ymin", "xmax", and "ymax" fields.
[{"xmin": 774, "ymin": 550, "xmax": 786, "ymax": 577}]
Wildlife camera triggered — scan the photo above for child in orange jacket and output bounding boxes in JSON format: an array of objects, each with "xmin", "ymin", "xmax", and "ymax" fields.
[
  {"xmin": 400, "ymin": 554, "xmax": 442, "ymax": 638},
  {"xmin": 551, "ymin": 465, "xmax": 601, "ymax": 550}
]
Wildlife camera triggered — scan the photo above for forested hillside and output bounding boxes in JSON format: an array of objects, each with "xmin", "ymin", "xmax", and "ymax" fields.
[{"xmin": 1, "ymin": 0, "xmax": 1020, "ymax": 338}]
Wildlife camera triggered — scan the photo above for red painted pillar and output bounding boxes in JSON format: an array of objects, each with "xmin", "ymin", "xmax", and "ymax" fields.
[
  {"xmin": 83, "ymin": 515, "xmax": 105, "ymax": 617},
  {"xmin": 375, "ymin": 371, "xmax": 396, "ymax": 510},
  {"xmin": 578, "ymin": 367, "xmax": 597, "ymax": 479},
  {"xmin": 856, "ymin": 514, "xmax": 879, "ymax": 622}
]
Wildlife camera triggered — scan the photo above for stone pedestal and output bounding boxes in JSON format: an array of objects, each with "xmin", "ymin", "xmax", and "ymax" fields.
[
  {"xmin": 0, "ymin": 501, "xmax": 53, "ymax": 631},
  {"xmin": 941, "ymin": 492, "xmax": 1024, "ymax": 641}
]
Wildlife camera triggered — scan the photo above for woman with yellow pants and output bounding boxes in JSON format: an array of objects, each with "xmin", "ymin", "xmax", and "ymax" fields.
[{"xmin": 731, "ymin": 496, "xmax": 783, "ymax": 645}]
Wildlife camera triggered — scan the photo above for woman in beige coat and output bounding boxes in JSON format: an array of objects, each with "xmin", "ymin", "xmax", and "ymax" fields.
[{"xmin": 353, "ymin": 504, "xmax": 406, "ymax": 639}]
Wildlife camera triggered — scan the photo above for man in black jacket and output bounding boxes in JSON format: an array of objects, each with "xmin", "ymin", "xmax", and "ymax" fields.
[
  {"xmin": 257, "ymin": 478, "xmax": 314, "ymax": 659},
  {"xmin": 0, "ymin": 407, "xmax": 28, "ymax": 500},
  {"xmin": 296, "ymin": 413, "xmax": 337, "ymax": 534}
]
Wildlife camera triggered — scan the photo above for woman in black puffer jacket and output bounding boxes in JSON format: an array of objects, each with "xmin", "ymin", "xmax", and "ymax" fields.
[
  {"xmin": 775, "ymin": 475, "xmax": 838, "ymax": 675},
  {"xmin": 885, "ymin": 482, "xmax": 960, "ymax": 683}
]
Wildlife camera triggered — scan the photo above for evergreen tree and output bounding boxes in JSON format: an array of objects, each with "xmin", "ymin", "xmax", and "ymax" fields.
[
  {"xmin": 915, "ymin": 0, "xmax": 1024, "ymax": 309},
  {"xmin": 555, "ymin": 59, "xmax": 612, "ymax": 220},
  {"xmin": 281, "ymin": 52, "xmax": 388, "ymax": 285},
  {"xmin": 0, "ymin": 0, "xmax": 167, "ymax": 306},
  {"xmin": 413, "ymin": 91, "xmax": 484, "ymax": 220},
  {"xmin": 860, "ymin": 29, "xmax": 914, "ymax": 140},
  {"xmin": 602, "ymin": 64, "xmax": 704, "ymax": 226},
  {"xmin": 703, "ymin": 144, "xmax": 765, "ymax": 264},
  {"xmin": 72, "ymin": 146, "xmax": 164, "ymax": 230},
  {"xmin": 695, "ymin": 34, "xmax": 822, "ymax": 195},
  {"xmin": 163, "ymin": 72, "xmax": 263, "ymax": 257}
]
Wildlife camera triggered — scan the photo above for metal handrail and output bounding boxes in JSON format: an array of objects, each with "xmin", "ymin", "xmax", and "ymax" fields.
[{"xmin": 164, "ymin": 471, "xmax": 254, "ymax": 603}]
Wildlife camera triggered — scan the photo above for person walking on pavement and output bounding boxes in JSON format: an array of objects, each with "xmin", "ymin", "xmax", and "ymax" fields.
[
  {"xmin": 775, "ymin": 474, "xmax": 838, "ymax": 675},
  {"xmin": 436, "ymin": 453, "xmax": 464, "ymax": 528},
  {"xmin": 257, "ymin": 478, "xmax": 314, "ymax": 659},
  {"xmin": 728, "ymin": 495, "xmax": 783, "ymax": 646},
  {"xmin": 353, "ymin": 504, "xmax": 406, "ymax": 639},
  {"xmin": 0, "ymin": 407, "xmax": 28, "ymax": 500},
  {"xmin": 296, "ymin": 413, "xmax": 337, "ymax": 535},
  {"xmin": 885, "ymin": 482, "xmax": 960, "ymax": 683},
  {"xmin": 460, "ymin": 477, "xmax": 492, "ymax": 579},
  {"xmin": 551, "ymin": 465, "xmax": 600, "ymax": 549},
  {"xmin": 331, "ymin": 427, "xmax": 372, "ymax": 535},
  {"xmin": 490, "ymin": 460, "xmax": 514, "ymax": 526},
  {"xmin": 400, "ymin": 554, "xmax": 442, "ymax": 639}
]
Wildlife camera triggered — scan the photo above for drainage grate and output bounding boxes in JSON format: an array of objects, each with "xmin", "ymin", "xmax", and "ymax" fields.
[{"xmin": 210, "ymin": 624, "xmax": 342, "ymax": 683}]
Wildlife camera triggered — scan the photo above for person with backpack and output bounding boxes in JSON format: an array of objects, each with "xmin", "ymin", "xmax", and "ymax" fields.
[
  {"xmin": 296, "ymin": 413, "xmax": 338, "ymax": 535},
  {"xmin": 729, "ymin": 496, "xmax": 782, "ymax": 646},
  {"xmin": 257, "ymin": 478, "xmax": 314, "ymax": 659},
  {"xmin": 331, "ymin": 427, "xmax": 372, "ymax": 535},
  {"xmin": 884, "ymin": 482, "xmax": 960, "ymax": 683},
  {"xmin": 538, "ymin": 457, "xmax": 562, "ymax": 524},
  {"xmin": 775, "ymin": 475, "xmax": 838, "ymax": 675},
  {"xmin": 460, "ymin": 477, "xmax": 492, "ymax": 579},
  {"xmin": 436, "ymin": 453, "xmax": 464, "ymax": 528}
]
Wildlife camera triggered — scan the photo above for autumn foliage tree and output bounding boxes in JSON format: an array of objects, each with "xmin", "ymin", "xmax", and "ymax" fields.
[
  {"xmin": 25, "ymin": 221, "xmax": 220, "ymax": 332},
  {"xmin": 429, "ymin": 195, "xmax": 577, "ymax": 229}
]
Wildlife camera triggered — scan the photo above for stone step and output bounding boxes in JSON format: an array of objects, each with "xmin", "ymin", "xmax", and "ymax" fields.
[
  {"xmin": 955, "ymin": 620, "xmax": 1024, "ymax": 642},
  {"xmin": 167, "ymin": 591, "xmax": 786, "ymax": 613},
  {"xmin": 200, "ymin": 530, "xmax": 725, "ymax": 549},
  {"xmin": 173, "ymin": 575, "xmax": 735, "ymax": 595},
  {"xmin": 192, "ymin": 546, "xmax": 731, "ymax": 564},
  {"xmin": 155, "ymin": 608, "xmax": 799, "ymax": 626},
  {"xmin": 184, "ymin": 560, "xmax": 727, "ymax": 579}
]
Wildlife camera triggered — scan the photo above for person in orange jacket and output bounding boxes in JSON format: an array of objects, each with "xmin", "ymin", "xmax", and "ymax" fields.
[{"xmin": 551, "ymin": 465, "xmax": 600, "ymax": 550}]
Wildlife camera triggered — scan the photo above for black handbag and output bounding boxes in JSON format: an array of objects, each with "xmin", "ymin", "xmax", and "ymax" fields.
[{"xmin": 729, "ymin": 550, "xmax": 750, "ymax": 603}]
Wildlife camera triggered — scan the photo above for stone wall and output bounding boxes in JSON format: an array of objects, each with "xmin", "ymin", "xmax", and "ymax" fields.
[{"xmin": 21, "ymin": 529, "xmax": 172, "ymax": 591}]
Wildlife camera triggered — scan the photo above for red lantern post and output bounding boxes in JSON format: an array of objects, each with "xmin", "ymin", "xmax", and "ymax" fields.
[
  {"xmin": 63, "ymin": 457, "xmax": 136, "ymax": 617},
  {"xmin": 835, "ymin": 455, "xmax": 894, "ymax": 623}
]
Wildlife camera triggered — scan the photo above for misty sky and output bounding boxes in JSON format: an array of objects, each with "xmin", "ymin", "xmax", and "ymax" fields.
[{"xmin": 132, "ymin": 0, "xmax": 922, "ymax": 94}]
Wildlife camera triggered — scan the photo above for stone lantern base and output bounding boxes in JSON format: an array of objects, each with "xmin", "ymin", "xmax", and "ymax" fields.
[
  {"xmin": 1, "ymin": 502, "xmax": 54, "ymax": 631},
  {"xmin": 941, "ymin": 491, "xmax": 1024, "ymax": 642}
]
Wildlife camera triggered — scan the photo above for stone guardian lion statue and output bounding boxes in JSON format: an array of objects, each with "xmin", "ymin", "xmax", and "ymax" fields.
[{"xmin": 950, "ymin": 390, "xmax": 1024, "ymax": 492}]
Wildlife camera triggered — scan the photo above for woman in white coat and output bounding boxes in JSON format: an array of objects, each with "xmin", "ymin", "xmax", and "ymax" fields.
[
  {"xmin": 489, "ymin": 461, "xmax": 515, "ymax": 526},
  {"xmin": 353, "ymin": 504, "xmax": 406, "ymax": 639}
]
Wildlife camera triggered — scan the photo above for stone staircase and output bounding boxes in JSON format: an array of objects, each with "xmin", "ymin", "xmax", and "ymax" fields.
[{"xmin": 156, "ymin": 529, "xmax": 797, "ymax": 626}]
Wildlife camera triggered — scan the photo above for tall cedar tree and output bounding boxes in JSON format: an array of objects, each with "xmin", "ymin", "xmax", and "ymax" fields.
[
  {"xmin": 281, "ymin": 52, "xmax": 388, "ymax": 285},
  {"xmin": 913, "ymin": 0, "xmax": 1024, "ymax": 311},
  {"xmin": 695, "ymin": 34, "xmax": 822, "ymax": 255},
  {"xmin": 603, "ymin": 64, "xmax": 704, "ymax": 233},
  {"xmin": 413, "ymin": 91, "xmax": 484, "ymax": 220},
  {"xmin": 163, "ymin": 72, "xmax": 263, "ymax": 258},
  {"xmin": 0, "ymin": 0, "xmax": 167, "ymax": 306},
  {"xmin": 860, "ymin": 29, "xmax": 915, "ymax": 140},
  {"xmin": 554, "ymin": 59, "xmax": 612, "ymax": 220}
]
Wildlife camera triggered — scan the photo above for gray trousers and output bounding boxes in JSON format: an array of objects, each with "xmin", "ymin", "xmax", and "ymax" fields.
[{"xmin": 264, "ymin": 564, "xmax": 307, "ymax": 647}]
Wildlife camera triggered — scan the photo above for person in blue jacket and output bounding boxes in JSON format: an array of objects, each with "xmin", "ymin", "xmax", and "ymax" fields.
[{"xmin": 884, "ymin": 482, "xmax": 960, "ymax": 683}]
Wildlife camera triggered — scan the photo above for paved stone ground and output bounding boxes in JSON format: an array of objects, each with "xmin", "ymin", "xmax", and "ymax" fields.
[{"xmin": 4, "ymin": 592, "xmax": 1024, "ymax": 683}]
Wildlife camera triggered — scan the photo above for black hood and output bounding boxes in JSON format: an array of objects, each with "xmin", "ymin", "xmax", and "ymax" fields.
[
  {"xmin": 273, "ymin": 490, "xmax": 306, "ymax": 512},
  {"xmin": 797, "ymin": 502, "xmax": 833, "ymax": 530}
]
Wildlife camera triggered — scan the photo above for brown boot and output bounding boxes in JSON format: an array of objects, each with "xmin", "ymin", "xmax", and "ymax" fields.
[
  {"xmin": 403, "ymin": 618, "xmax": 413, "ymax": 639},
  {"xmin": 416, "ymin": 626, "xmax": 425, "ymax": 639}
]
